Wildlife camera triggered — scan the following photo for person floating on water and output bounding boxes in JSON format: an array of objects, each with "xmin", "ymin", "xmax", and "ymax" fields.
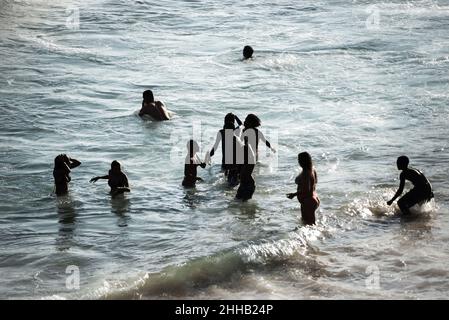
[
  {"xmin": 53, "ymin": 154, "xmax": 81, "ymax": 196},
  {"xmin": 240, "ymin": 114, "xmax": 276, "ymax": 162},
  {"xmin": 182, "ymin": 140, "xmax": 206, "ymax": 188},
  {"xmin": 206, "ymin": 112, "xmax": 243, "ymax": 186},
  {"xmin": 287, "ymin": 152, "xmax": 320, "ymax": 225},
  {"xmin": 139, "ymin": 89, "xmax": 171, "ymax": 121},
  {"xmin": 90, "ymin": 160, "xmax": 130, "ymax": 196},
  {"xmin": 235, "ymin": 136, "xmax": 257, "ymax": 201},
  {"xmin": 387, "ymin": 156, "xmax": 434, "ymax": 215},
  {"xmin": 243, "ymin": 45, "xmax": 254, "ymax": 60}
]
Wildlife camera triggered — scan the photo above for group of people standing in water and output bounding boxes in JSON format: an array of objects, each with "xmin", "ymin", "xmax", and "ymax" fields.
[{"xmin": 52, "ymin": 46, "xmax": 434, "ymax": 226}]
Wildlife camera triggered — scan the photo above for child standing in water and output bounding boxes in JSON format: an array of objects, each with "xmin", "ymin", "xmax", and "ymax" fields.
[
  {"xmin": 387, "ymin": 156, "xmax": 434, "ymax": 215},
  {"xmin": 53, "ymin": 154, "xmax": 81, "ymax": 196},
  {"xmin": 182, "ymin": 140, "xmax": 206, "ymax": 188},
  {"xmin": 287, "ymin": 152, "xmax": 320, "ymax": 225},
  {"xmin": 90, "ymin": 160, "xmax": 130, "ymax": 196}
]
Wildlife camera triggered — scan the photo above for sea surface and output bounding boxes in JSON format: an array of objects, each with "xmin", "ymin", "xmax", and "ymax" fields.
[{"xmin": 1, "ymin": 0, "xmax": 449, "ymax": 299}]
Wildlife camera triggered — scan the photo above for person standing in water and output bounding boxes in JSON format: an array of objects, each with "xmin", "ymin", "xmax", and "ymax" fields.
[
  {"xmin": 240, "ymin": 114, "xmax": 276, "ymax": 162},
  {"xmin": 287, "ymin": 152, "xmax": 320, "ymax": 225},
  {"xmin": 235, "ymin": 136, "xmax": 257, "ymax": 201},
  {"xmin": 387, "ymin": 156, "xmax": 434, "ymax": 215},
  {"xmin": 182, "ymin": 140, "xmax": 206, "ymax": 188},
  {"xmin": 139, "ymin": 89, "xmax": 171, "ymax": 121},
  {"xmin": 243, "ymin": 45, "xmax": 254, "ymax": 60},
  {"xmin": 207, "ymin": 113, "xmax": 243, "ymax": 186},
  {"xmin": 90, "ymin": 160, "xmax": 130, "ymax": 196},
  {"xmin": 53, "ymin": 154, "xmax": 81, "ymax": 196}
]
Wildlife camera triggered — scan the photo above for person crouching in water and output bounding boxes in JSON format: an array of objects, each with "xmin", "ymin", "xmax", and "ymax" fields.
[
  {"xmin": 90, "ymin": 160, "xmax": 130, "ymax": 196},
  {"xmin": 139, "ymin": 89, "xmax": 171, "ymax": 121},
  {"xmin": 53, "ymin": 154, "xmax": 81, "ymax": 196},
  {"xmin": 182, "ymin": 140, "xmax": 206, "ymax": 188},
  {"xmin": 287, "ymin": 152, "xmax": 320, "ymax": 225},
  {"xmin": 387, "ymin": 156, "xmax": 434, "ymax": 215},
  {"xmin": 235, "ymin": 136, "xmax": 257, "ymax": 201}
]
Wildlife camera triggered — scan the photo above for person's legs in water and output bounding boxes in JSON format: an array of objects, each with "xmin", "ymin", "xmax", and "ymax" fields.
[
  {"xmin": 397, "ymin": 188, "xmax": 429, "ymax": 215},
  {"xmin": 236, "ymin": 164, "xmax": 255, "ymax": 200},
  {"xmin": 300, "ymin": 196, "xmax": 320, "ymax": 225}
]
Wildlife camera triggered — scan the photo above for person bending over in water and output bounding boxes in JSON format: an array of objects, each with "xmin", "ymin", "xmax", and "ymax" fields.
[
  {"xmin": 53, "ymin": 154, "xmax": 81, "ymax": 196},
  {"xmin": 182, "ymin": 140, "xmax": 206, "ymax": 188},
  {"xmin": 241, "ymin": 114, "xmax": 276, "ymax": 162},
  {"xmin": 243, "ymin": 45, "xmax": 254, "ymax": 60},
  {"xmin": 387, "ymin": 156, "xmax": 434, "ymax": 215},
  {"xmin": 90, "ymin": 160, "xmax": 130, "ymax": 196},
  {"xmin": 207, "ymin": 112, "xmax": 243, "ymax": 186},
  {"xmin": 287, "ymin": 152, "xmax": 320, "ymax": 225},
  {"xmin": 139, "ymin": 89, "xmax": 170, "ymax": 121},
  {"xmin": 235, "ymin": 136, "xmax": 257, "ymax": 201}
]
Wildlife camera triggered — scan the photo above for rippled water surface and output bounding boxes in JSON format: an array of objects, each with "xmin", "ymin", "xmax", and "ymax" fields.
[{"xmin": 0, "ymin": 0, "xmax": 449, "ymax": 299}]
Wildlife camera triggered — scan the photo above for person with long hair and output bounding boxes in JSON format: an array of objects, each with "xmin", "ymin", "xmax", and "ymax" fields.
[
  {"xmin": 53, "ymin": 154, "xmax": 81, "ymax": 196},
  {"xmin": 287, "ymin": 152, "xmax": 320, "ymax": 225}
]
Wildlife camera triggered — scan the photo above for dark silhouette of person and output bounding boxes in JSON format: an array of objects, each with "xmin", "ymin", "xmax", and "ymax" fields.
[
  {"xmin": 235, "ymin": 136, "xmax": 256, "ymax": 201},
  {"xmin": 90, "ymin": 160, "xmax": 130, "ymax": 196},
  {"xmin": 287, "ymin": 152, "xmax": 320, "ymax": 225},
  {"xmin": 182, "ymin": 140, "xmax": 206, "ymax": 188},
  {"xmin": 53, "ymin": 154, "xmax": 81, "ymax": 196},
  {"xmin": 139, "ymin": 89, "xmax": 171, "ymax": 121},
  {"xmin": 243, "ymin": 45, "xmax": 254, "ymax": 60},
  {"xmin": 207, "ymin": 113, "xmax": 243, "ymax": 186},
  {"xmin": 387, "ymin": 156, "xmax": 434, "ymax": 215}
]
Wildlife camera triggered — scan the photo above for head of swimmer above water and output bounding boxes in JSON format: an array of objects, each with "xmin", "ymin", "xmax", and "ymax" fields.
[
  {"xmin": 143, "ymin": 90, "xmax": 155, "ymax": 103},
  {"xmin": 243, "ymin": 45, "xmax": 254, "ymax": 60},
  {"xmin": 397, "ymin": 155, "xmax": 409, "ymax": 171},
  {"xmin": 110, "ymin": 160, "xmax": 122, "ymax": 173},
  {"xmin": 54, "ymin": 154, "xmax": 70, "ymax": 169},
  {"xmin": 298, "ymin": 152, "xmax": 313, "ymax": 171}
]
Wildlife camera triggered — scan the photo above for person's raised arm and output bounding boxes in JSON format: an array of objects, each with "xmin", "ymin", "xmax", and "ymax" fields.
[
  {"xmin": 90, "ymin": 175, "xmax": 109, "ymax": 183},
  {"xmin": 234, "ymin": 115, "xmax": 242, "ymax": 127},
  {"xmin": 68, "ymin": 157, "xmax": 81, "ymax": 169},
  {"xmin": 387, "ymin": 174, "xmax": 405, "ymax": 205}
]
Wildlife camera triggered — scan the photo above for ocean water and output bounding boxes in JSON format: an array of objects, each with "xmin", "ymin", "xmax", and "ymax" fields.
[{"xmin": 0, "ymin": 0, "xmax": 449, "ymax": 299}]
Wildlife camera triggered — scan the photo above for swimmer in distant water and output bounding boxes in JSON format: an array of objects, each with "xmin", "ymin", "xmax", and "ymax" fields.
[
  {"xmin": 287, "ymin": 152, "xmax": 320, "ymax": 225},
  {"xmin": 53, "ymin": 154, "xmax": 81, "ymax": 196},
  {"xmin": 387, "ymin": 156, "xmax": 434, "ymax": 215},
  {"xmin": 241, "ymin": 114, "xmax": 276, "ymax": 162},
  {"xmin": 139, "ymin": 89, "xmax": 170, "ymax": 121},
  {"xmin": 182, "ymin": 140, "xmax": 206, "ymax": 188},
  {"xmin": 207, "ymin": 112, "xmax": 243, "ymax": 186},
  {"xmin": 243, "ymin": 45, "xmax": 254, "ymax": 60},
  {"xmin": 90, "ymin": 160, "xmax": 130, "ymax": 196}
]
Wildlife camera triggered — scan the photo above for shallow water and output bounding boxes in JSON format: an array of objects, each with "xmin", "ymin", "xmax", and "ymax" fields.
[{"xmin": 0, "ymin": 0, "xmax": 448, "ymax": 299}]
